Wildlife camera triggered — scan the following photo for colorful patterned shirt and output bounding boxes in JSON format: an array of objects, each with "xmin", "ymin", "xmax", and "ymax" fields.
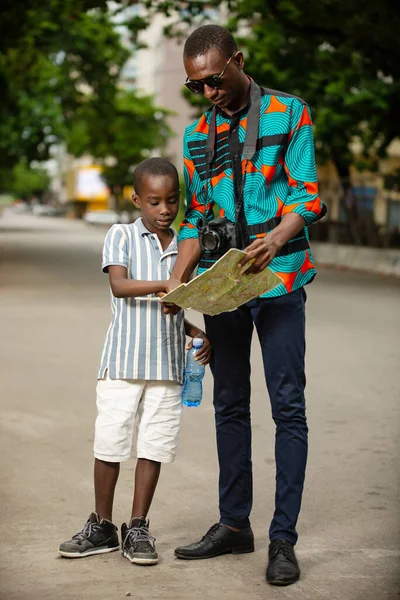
[{"xmin": 179, "ymin": 84, "xmax": 327, "ymax": 297}]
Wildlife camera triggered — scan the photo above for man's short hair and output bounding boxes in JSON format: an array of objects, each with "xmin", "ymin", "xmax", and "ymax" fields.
[
  {"xmin": 184, "ymin": 25, "xmax": 237, "ymax": 60},
  {"xmin": 133, "ymin": 158, "xmax": 179, "ymax": 195}
]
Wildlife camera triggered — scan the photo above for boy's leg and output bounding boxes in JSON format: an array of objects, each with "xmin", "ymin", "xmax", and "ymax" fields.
[
  {"xmin": 94, "ymin": 458, "xmax": 120, "ymax": 521},
  {"xmin": 59, "ymin": 377, "xmax": 144, "ymax": 559},
  {"xmin": 121, "ymin": 381, "xmax": 182, "ymax": 565},
  {"xmin": 131, "ymin": 458, "xmax": 161, "ymax": 519},
  {"xmin": 93, "ymin": 377, "xmax": 144, "ymax": 519}
]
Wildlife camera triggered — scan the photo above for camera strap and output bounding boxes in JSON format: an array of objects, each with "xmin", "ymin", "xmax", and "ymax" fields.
[{"xmin": 204, "ymin": 80, "xmax": 261, "ymax": 246}]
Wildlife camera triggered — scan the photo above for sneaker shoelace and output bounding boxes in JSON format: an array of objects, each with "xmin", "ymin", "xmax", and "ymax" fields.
[
  {"xmin": 72, "ymin": 519, "xmax": 102, "ymax": 541},
  {"xmin": 122, "ymin": 523, "xmax": 156, "ymax": 551},
  {"xmin": 270, "ymin": 540, "xmax": 295, "ymax": 562}
]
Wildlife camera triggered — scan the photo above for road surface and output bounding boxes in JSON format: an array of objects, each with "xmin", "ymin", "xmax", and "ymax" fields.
[{"xmin": 0, "ymin": 210, "xmax": 399, "ymax": 600}]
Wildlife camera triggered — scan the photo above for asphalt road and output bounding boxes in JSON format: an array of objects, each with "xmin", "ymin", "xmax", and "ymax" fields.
[{"xmin": 1, "ymin": 210, "xmax": 399, "ymax": 600}]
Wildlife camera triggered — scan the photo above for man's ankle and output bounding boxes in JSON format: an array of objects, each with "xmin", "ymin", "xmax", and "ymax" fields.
[{"xmin": 224, "ymin": 524, "xmax": 240, "ymax": 533}]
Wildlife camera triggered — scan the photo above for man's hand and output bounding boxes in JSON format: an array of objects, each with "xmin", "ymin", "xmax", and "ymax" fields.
[
  {"xmin": 239, "ymin": 236, "xmax": 280, "ymax": 274},
  {"xmin": 186, "ymin": 331, "xmax": 212, "ymax": 365}
]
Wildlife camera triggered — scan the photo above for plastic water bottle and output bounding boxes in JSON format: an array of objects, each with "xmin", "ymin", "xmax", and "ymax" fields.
[{"xmin": 182, "ymin": 338, "xmax": 205, "ymax": 407}]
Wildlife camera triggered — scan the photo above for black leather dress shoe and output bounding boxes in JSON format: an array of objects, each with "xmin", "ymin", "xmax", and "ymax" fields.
[
  {"xmin": 266, "ymin": 539, "xmax": 300, "ymax": 586},
  {"xmin": 174, "ymin": 522, "xmax": 254, "ymax": 560}
]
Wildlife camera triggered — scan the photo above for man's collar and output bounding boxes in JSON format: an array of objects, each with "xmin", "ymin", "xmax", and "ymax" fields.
[{"xmin": 216, "ymin": 76, "xmax": 252, "ymax": 119}]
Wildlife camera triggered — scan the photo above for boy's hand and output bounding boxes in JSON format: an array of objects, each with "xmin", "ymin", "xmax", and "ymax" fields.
[
  {"xmin": 187, "ymin": 331, "xmax": 212, "ymax": 365},
  {"xmin": 157, "ymin": 279, "xmax": 182, "ymax": 314},
  {"xmin": 165, "ymin": 278, "xmax": 183, "ymax": 294}
]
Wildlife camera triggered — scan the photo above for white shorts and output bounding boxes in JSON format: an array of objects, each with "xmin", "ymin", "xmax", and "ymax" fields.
[{"xmin": 94, "ymin": 376, "xmax": 183, "ymax": 463}]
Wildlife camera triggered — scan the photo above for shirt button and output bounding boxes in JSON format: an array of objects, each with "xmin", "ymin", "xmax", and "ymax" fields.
[{"xmin": 234, "ymin": 154, "xmax": 239, "ymax": 159}]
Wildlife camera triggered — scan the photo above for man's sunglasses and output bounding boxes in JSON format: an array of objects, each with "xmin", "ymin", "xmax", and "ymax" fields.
[{"xmin": 184, "ymin": 54, "xmax": 235, "ymax": 95}]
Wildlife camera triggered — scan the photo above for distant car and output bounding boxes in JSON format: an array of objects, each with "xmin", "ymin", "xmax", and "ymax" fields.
[
  {"xmin": 83, "ymin": 210, "xmax": 120, "ymax": 226},
  {"xmin": 32, "ymin": 204, "xmax": 61, "ymax": 217},
  {"xmin": 12, "ymin": 201, "xmax": 31, "ymax": 213}
]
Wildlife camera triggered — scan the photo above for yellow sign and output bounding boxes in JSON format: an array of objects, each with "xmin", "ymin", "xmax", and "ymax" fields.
[{"xmin": 75, "ymin": 166, "xmax": 109, "ymax": 202}]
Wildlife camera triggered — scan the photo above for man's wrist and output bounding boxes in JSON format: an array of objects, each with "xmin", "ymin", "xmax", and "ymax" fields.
[
  {"xmin": 268, "ymin": 214, "xmax": 306, "ymax": 249},
  {"xmin": 267, "ymin": 230, "xmax": 285, "ymax": 252},
  {"xmin": 190, "ymin": 326, "xmax": 202, "ymax": 338}
]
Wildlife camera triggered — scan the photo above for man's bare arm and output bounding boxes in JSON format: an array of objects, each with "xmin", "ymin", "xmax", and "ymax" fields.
[
  {"xmin": 162, "ymin": 239, "xmax": 201, "ymax": 314},
  {"xmin": 170, "ymin": 238, "xmax": 202, "ymax": 284}
]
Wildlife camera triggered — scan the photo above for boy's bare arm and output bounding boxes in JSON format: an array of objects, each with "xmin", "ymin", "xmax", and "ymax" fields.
[{"xmin": 108, "ymin": 265, "xmax": 180, "ymax": 298}]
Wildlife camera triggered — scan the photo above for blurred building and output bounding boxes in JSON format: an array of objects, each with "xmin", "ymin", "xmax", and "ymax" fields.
[
  {"xmin": 119, "ymin": 9, "xmax": 221, "ymax": 170},
  {"xmin": 119, "ymin": 14, "xmax": 192, "ymax": 171},
  {"xmin": 318, "ymin": 139, "xmax": 400, "ymax": 241}
]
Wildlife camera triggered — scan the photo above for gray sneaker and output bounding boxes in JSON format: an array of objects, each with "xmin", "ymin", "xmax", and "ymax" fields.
[
  {"xmin": 58, "ymin": 512, "xmax": 119, "ymax": 558},
  {"xmin": 121, "ymin": 517, "xmax": 158, "ymax": 565}
]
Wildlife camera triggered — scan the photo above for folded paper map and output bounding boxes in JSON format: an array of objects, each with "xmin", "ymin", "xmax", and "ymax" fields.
[{"xmin": 160, "ymin": 248, "xmax": 282, "ymax": 316}]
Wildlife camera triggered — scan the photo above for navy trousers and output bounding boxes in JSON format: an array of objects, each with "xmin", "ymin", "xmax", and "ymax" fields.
[{"xmin": 204, "ymin": 288, "xmax": 308, "ymax": 545}]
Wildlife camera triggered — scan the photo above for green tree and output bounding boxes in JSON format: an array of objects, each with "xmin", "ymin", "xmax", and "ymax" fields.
[
  {"xmin": 0, "ymin": 1, "xmax": 150, "ymax": 170},
  {"xmin": 145, "ymin": 0, "xmax": 400, "ymax": 242},
  {"xmin": 65, "ymin": 89, "xmax": 172, "ymax": 190},
  {"xmin": 0, "ymin": 160, "xmax": 50, "ymax": 200}
]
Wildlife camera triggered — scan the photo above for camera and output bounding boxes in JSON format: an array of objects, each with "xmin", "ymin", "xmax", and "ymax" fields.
[{"xmin": 198, "ymin": 217, "xmax": 240, "ymax": 253}]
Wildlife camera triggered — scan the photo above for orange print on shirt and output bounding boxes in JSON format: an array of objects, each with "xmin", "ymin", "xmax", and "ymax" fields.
[
  {"xmin": 210, "ymin": 171, "xmax": 226, "ymax": 186},
  {"xmin": 261, "ymin": 164, "xmax": 277, "ymax": 186},
  {"xmin": 276, "ymin": 270, "xmax": 298, "ymax": 294},
  {"xmin": 216, "ymin": 122, "xmax": 230, "ymax": 134},
  {"xmin": 301, "ymin": 250, "xmax": 314, "ymax": 274},
  {"xmin": 265, "ymin": 96, "xmax": 288, "ymax": 114},
  {"xmin": 184, "ymin": 157, "xmax": 195, "ymax": 183},
  {"xmin": 189, "ymin": 191, "xmax": 205, "ymax": 214},
  {"xmin": 193, "ymin": 115, "xmax": 208, "ymax": 135},
  {"xmin": 296, "ymin": 106, "xmax": 312, "ymax": 129},
  {"xmin": 304, "ymin": 181, "xmax": 318, "ymax": 195},
  {"xmin": 244, "ymin": 161, "xmax": 259, "ymax": 174},
  {"xmin": 276, "ymin": 195, "xmax": 285, "ymax": 213}
]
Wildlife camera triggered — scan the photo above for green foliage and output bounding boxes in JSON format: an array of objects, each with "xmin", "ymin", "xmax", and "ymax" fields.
[
  {"xmin": 0, "ymin": 1, "xmax": 175, "ymax": 190},
  {"xmin": 0, "ymin": 160, "xmax": 50, "ymax": 200},
  {"xmin": 1, "ymin": 2, "xmax": 123, "ymax": 167},
  {"xmin": 145, "ymin": 0, "xmax": 400, "ymax": 177},
  {"xmin": 65, "ymin": 90, "xmax": 172, "ymax": 188}
]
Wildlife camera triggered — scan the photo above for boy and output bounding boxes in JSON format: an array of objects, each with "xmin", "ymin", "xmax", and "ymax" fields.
[{"xmin": 59, "ymin": 158, "xmax": 211, "ymax": 565}]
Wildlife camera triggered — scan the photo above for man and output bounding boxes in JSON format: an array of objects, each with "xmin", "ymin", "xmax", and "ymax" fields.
[{"xmin": 170, "ymin": 25, "xmax": 326, "ymax": 586}]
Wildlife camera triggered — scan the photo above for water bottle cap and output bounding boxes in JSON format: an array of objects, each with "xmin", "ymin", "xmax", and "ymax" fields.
[{"xmin": 192, "ymin": 337, "xmax": 204, "ymax": 348}]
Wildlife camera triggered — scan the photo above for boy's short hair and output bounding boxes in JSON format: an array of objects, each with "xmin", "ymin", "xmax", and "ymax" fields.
[
  {"xmin": 133, "ymin": 158, "xmax": 179, "ymax": 195},
  {"xmin": 184, "ymin": 25, "xmax": 237, "ymax": 60}
]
